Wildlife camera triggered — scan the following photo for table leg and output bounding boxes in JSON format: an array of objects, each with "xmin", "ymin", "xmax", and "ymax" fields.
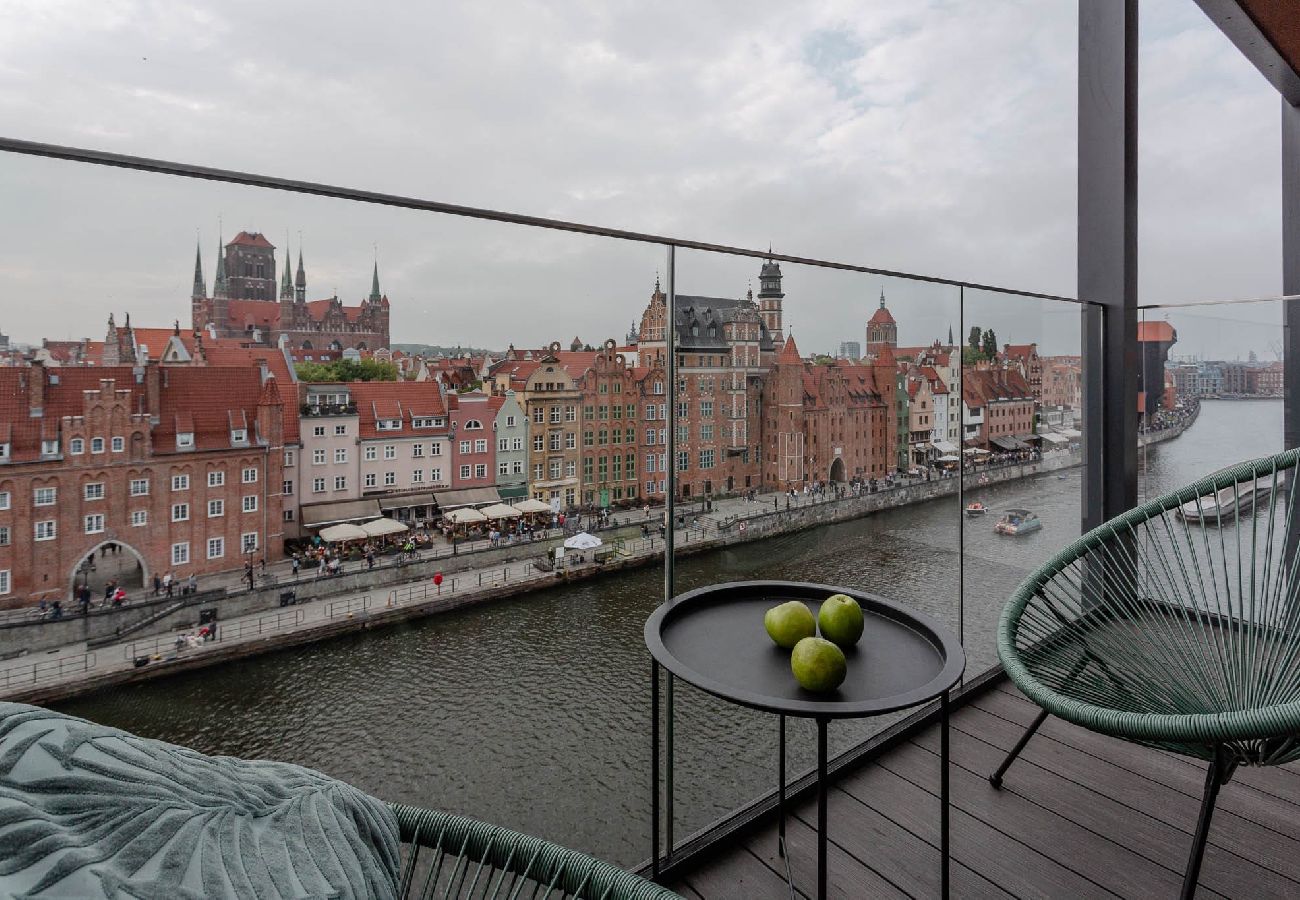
[
  {"xmin": 778, "ymin": 713, "xmax": 786, "ymax": 857},
  {"xmin": 941, "ymin": 689, "xmax": 950, "ymax": 899},
  {"xmin": 651, "ymin": 659, "xmax": 660, "ymax": 880},
  {"xmin": 817, "ymin": 716, "xmax": 828, "ymax": 900}
]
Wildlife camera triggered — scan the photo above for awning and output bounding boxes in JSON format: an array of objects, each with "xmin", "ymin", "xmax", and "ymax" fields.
[
  {"xmin": 319, "ymin": 523, "xmax": 369, "ymax": 542},
  {"xmin": 990, "ymin": 436, "xmax": 1023, "ymax": 451},
  {"xmin": 498, "ymin": 485, "xmax": 528, "ymax": 499},
  {"xmin": 378, "ymin": 491, "xmax": 437, "ymax": 511},
  {"xmin": 1038, "ymin": 432, "xmax": 1070, "ymax": 445},
  {"xmin": 435, "ymin": 486, "xmax": 500, "ymax": 509},
  {"xmin": 301, "ymin": 498, "xmax": 382, "ymax": 528},
  {"xmin": 361, "ymin": 517, "xmax": 409, "ymax": 537},
  {"xmin": 1058, "ymin": 428, "xmax": 1082, "ymax": 438},
  {"xmin": 932, "ymin": 440, "xmax": 960, "ymax": 455}
]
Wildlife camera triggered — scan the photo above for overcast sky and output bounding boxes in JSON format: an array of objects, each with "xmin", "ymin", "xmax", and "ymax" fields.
[{"xmin": 0, "ymin": 0, "xmax": 1286, "ymax": 358}]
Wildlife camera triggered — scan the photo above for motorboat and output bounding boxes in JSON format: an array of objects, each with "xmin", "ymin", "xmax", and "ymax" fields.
[
  {"xmin": 965, "ymin": 502, "xmax": 988, "ymax": 517},
  {"xmin": 995, "ymin": 509, "xmax": 1041, "ymax": 536},
  {"xmin": 1177, "ymin": 481, "xmax": 1272, "ymax": 524}
]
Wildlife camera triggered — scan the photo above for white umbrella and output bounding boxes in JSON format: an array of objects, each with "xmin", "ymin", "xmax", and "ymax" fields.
[
  {"xmin": 319, "ymin": 523, "xmax": 368, "ymax": 542},
  {"xmin": 480, "ymin": 503, "xmax": 522, "ymax": 519},
  {"xmin": 444, "ymin": 507, "xmax": 488, "ymax": 525},
  {"xmin": 513, "ymin": 498, "xmax": 552, "ymax": 514},
  {"xmin": 563, "ymin": 532, "xmax": 603, "ymax": 551},
  {"xmin": 361, "ymin": 517, "xmax": 409, "ymax": 537}
]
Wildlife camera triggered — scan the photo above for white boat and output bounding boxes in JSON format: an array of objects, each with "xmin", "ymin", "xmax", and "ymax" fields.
[
  {"xmin": 995, "ymin": 509, "xmax": 1041, "ymax": 536},
  {"xmin": 1177, "ymin": 482, "xmax": 1272, "ymax": 524},
  {"xmin": 965, "ymin": 502, "xmax": 988, "ymax": 517}
]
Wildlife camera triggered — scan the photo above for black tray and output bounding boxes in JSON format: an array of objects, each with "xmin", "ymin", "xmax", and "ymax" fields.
[{"xmin": 645, "ymin": 580, "xmax": 965, "ymax": 719}]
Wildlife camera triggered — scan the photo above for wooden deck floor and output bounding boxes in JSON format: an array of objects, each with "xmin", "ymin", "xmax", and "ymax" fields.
[{"xmin": 673, "ymin": 684, "xmax": 1300, "ymax": 899}]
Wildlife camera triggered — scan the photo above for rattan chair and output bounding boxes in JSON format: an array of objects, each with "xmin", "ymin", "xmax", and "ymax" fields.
[
  {"xmin": 994, "ymin": 448, "xmax": 1300, "ymax": 900},
  {"xmin": 390, "ymin": 804, "xmax": 682, "ymax": 900}
]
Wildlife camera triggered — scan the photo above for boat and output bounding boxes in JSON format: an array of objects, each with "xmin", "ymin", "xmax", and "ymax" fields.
[
  {"xmin": 995, "ymin": 509, "xmax": 1041, "ymax": 536},
  {"xmin": 1177, "ymin": 481, "xmax": 1272, "ymax": 524},
  {"xmin": 965, "ymin": 502, "xmax": 988, "ymax": 517}
]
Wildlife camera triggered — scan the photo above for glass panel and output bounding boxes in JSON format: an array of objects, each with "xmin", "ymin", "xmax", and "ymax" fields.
[
  {"xmin": 0, "ymin": 153, "xmax": 667, "ymax": 867},
  {"xmin": 664, "ymin": 248, "xmax": 960, "ymax": 844},
  {"xmin": 959, "ymin": 290, "xmax": 1091, "ymax": 676}
]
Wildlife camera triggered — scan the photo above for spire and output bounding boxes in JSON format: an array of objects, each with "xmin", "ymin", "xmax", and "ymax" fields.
[
  {"xmin": 778, "ymin": 334, "xmax": 801, "ymax": 365},
  {"xmin": 192, "ymin": 238, "xmax": 205, "ymax": 299},
  {"xmin": 213, "ymin": 232, "xmax": 229, "ymax": 298},
  {"xmin": 948, "ymin": 323, "xmax": 954, "ymax": 346},
  {"xmin": 879, "ymin": 288, "xmax": 886, "ymax": 309},
  {"xmin": 280, "ymin": 232, "xmax": 294, "ymax": 299},
  {"xmin": 294, "ymin": 247, "xmax": 306, "ymax": 301},
  {"xmin": 369, "ymin": 260, "xmax": 382, "ymax": 302}
]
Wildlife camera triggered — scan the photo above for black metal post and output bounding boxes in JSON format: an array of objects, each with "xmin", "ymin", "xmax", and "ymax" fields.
[
  {"xmin": 1283, "ymin": 100, "xmax": 1300, "ymax": 568},
  {"xmin": 941, "ymin": 690, "xmax": 951, "ymax": 899},
  {"xmin": 778, "ymin": 713, "xmax": 787, "ymax": 856},
  {"xmin": 817, "ymin": 716, "xmax": 828, "ymax": 900},
  {"xmin": 651, "ymin": 658, "xmax": 660, "ymax": 879},
  {"xmin": 989, "ymin": 707, "xmax": 1049, "ymax": 789},
  {"xmin": 1181, "ymin": 745, "xmax": 1231, "ymax": 900}
]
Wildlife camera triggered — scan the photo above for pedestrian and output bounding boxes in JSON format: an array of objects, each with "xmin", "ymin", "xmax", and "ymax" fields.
[
  {"xmin": 152, "ymin": 574, "xmax": 161, "ymax": 596},
  {"xmin": 103, "ymin": 579, "xmax": 115, "ymax": 604},
  {"xmin": 366, "ymin": 550, "xmax": 375, "ymax": 570},
  {"xmin": 187, "ymin": 573, "xmax": 197, "ymax": 594},
  {"xmin": 162, "ymin": 571, "xmax": 173, "ymax": 597},
  {"xmin": 291, "ymin": 554, "xmax": 300, "ymax": 577}
]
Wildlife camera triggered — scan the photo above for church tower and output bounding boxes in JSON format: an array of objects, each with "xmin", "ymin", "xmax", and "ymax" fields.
[
  {"xmin": 865, "ymin": 289, "xmax": 897, "ymax": 358},
  {"xmin": 190, "ymin": 238, "xmax": 207, "ymax": 335},
  {"xmin": 294, "ymin": 249, "xmax": 307, "ymax": 302},
  {"xmin": 211, "ymin": 233, "xmax": 230, "ymax": 339},
  {"xmin": 757, "ymin": 256, "xmax": 785, "ymax": 344}
]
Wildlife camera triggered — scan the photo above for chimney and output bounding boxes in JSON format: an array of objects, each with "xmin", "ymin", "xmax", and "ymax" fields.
[
  {"xmin": 28, "ymin": 359, "xmax": 45, "ymax": 417},
  {"xmin": 145, "ymin": 362, "xmax": 162, "ymax": 423}
]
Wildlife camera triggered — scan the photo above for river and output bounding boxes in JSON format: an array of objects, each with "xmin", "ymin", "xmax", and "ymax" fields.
[{"xmin": 55, "ymin": 400, "xmax": 1280, "ymax": 867}]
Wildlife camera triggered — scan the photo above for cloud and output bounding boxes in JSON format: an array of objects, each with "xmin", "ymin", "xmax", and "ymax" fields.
[{"xmin": 0, "ymin": 0, "xmax": 1284, "ymax": 360}]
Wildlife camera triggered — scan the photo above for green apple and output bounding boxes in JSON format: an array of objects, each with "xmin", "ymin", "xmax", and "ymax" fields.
[
  {"xmin": 791, "ymin": 637, "xmax": 847, "ymax": 692},
  {"xmin": 818, "ymin": 594, "xmax": 864, "ymax": 647},
  {"xmin": 763, "ymin": 600, "xmax": 816, "ymax": 649}
]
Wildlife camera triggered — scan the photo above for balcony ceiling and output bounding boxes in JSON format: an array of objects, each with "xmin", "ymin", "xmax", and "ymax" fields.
[{"xmin": 1196, "ymin": 0, "xmax": 1300, "ymax": 104}]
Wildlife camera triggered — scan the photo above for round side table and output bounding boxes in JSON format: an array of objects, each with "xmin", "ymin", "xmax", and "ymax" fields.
[{"xmin": 645, "ymin": 580, "xmax": 965, "ymax": 900}]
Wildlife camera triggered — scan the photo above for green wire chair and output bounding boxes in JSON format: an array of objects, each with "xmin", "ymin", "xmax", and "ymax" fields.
[
  {"xmin": 389, "ymin": 804, "xmax": 683, "ymax": 900},
  {"xmin": 995, "ymin": 448, "xmax": 1300, "ymax": 900}
]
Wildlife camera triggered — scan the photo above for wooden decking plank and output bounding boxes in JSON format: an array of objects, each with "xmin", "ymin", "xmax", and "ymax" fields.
[
  {"xmin": 679, "ymin": 843, "xmax": 800, "ymax": 900},
  {"xmin": 673, "ymin": 883, "xmax": 705, "ymax": 900},
  {"xmin": 953, "ymin": 702, "xmax": 1300, "ymax": 883},
  {"xmin": 979, "ymin": 686, "xmax": 1300, "ymax": 829},
  {"xmin": 835, "ymin": 740, "xmax": 1122, "ymax": 899},
  {"xmin": 885, "ymin": 726, "xmax": 1206, "ymax": 899},
  {"xmin": 743, "ymin": 808, "xmax": 913, "ymax": 900}
]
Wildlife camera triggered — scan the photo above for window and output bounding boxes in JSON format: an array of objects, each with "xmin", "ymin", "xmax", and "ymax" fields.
[
  {"xmin": 313, "ymin": 477, "xmax": 327, "ymax": 493},
  {"xmin": 549, "ymin": 407, "xmax": 561, "ymax": 424},
  {"xmin": 131, "ymin": 510, "xmax": 147, "ymax": 527},
  {"xmin": 230, "ymin": 428, "xmax": 247, "ymax": 445},
  {"xmin": 498, "ymin": 461, "xmax": 510, "ymax": 476},
  {"xmin": 364, "ymin": 473, "xmax": 376, "ymax": 488},
  {"xmin": 84, "ymin": 514, "xmax": 104, "ymax": 534},
  {"xmin": 564, "ymin": 406, "xmax": 576, "ymax": 422},
  {"xmin": 459, "ymin": 465, "xmax": 472, "ymax": 480},
  {"xmin": 34, "ymin": 487, "xmax": 56, "ymax": 506},
  {"xmin": 334, "ymin": 476, "xmax": 347, "ymax": 491},
  {"xmin": 653, "ymin": 381, "xmax": 664, "ymax": 395},
  {"xmin": 498, "ymin": 438, "xmax": 510, "ymax": 452},
  {"xmin": 0, "ymin": 526, "xmax": 7, "ymax": 546},
  {"xmin": 511, "ymin": 437, "xmax": 523, "ymax": 451},
  {"xmin": 172, "ymin": 503, "xmax": 190, "ymax": 522},
  {"xmin": 512, "ymin": 460, "xmax": 523, "ymax": 475},
  {"xmin": 583, "ymin": 458, "xmax": 594, "ymax": 483},
  {"xmin": 208, "ymin": 499, "xmax": 224, "ymax": 518},
  {"xmin": 533, "ymin": 463, "xmax": 544, "ymax": 480},
  {"xmin": 35, "ymin": 521, "xmax": 56, "ymax": 541},
  {"xmin": 283, "ymin": 480, "xmax": 293, "ymax": 495},
  {"xmin": 365, "ymin": 446, "xmax": 377, "ymax": 461},
  {"xmin": 549, "ymin": 460, "xmax": 561, "ymax": 479},
  {"xmin": 206, "ymin": 471, "xmax": 224, "ymax": 488},
  {"xmin": 242, "ymin": 533, "xmax": 259, "ymax": 553},
  {"xmin": 172, "ymin": 474, "xmax": 189, "ymax": 491},
  {"xmin": 430, "ymin": 443, "xmax": 442, "ymax": 456},
  {"xmin": 176, "ymin": 433, "xmax": 194, "ymax": 449},
  {"xmin": 334, "ymin": 448, "xmax": 348, "ymax": 464},
  {"xmin": 384, "ymin": 445, "xmax": 396, "ymax": 460},
  {"xmin": 677, "ymin": 425, "xmax": 689, "ymax": 444},
  {"xmin": 612, "ymin": 404, "xmax": 622, "ymax": 420},
  {"xmin": 646, "ymin": 454, "xmax": 656, "ymax": 473},
  {"xmin": 41, "ymin": 439, "xmax": 59, "ymax": 456},
  {"xmin": 598, "ymin": 405, "xmax": 608, "ymax": 421},
  {"xmin": 412, "ymin": 417, "xmax": 442, "ymax": 428},
  {"xmin": 459, "ymin": 440, "xmax": 471, "ymax": 454},
  {"xmin": 413, "ymin": 443, "xmax": 425, "ymax": 458},
  {"xmin": 243, "ymin": 495, "xmax": 257, "ymax": 512},
  {"xmin": 384, "ymin": 472, "xmax": 396, "ymax": 486},
  {"xmin": 506, "ymin": 415, "xmax": 516, "ymax": 427},
  {"xmin": 474, "ymin": 439, "xmax": 487, "ymax": 453},
  {"xmin": 701, "ymin": 400, "xmax": 713, "ymax": 419},
  {"xmin": 645, "ymin": 428, "xmax": 655, "ymax": 445},
  {"xmin": 172, "ymin": 543, "xmax": 190, "ymax": 565},
  {"xmin": 677, "ymin": 451, "xmax": 689, "ymax": 471},
  {"xmin": 91, "ymin": 437, "xmax": 105, "ymax": 453},
  {"xmin": 70, "ymin": 438, "xmax": 84, "ymax": 454},
  {"xmin": 335, "ymin": 424, "xmax": 348, "ymax": 436},
  {"xmin": 549, "ymin": 433, "xmax": 562, "ymax": 451},
  {"xmin": 626, "ymin": 403, "xmax": 636, "ymax": 419},
  {"xmin": 208, "ymin": 537, "xmax": 225, "ymax": 559},
  {"xmin": 376, "ymin": 419, "xmax": 402, "ymax": 431},
  {"xmin": 701, "ymin": 424, "xmax": 714, "ymax": 442},
  {"xmin": 646, "ymin": 480, "xmax": 656, "ymax": 495},
  {"xmin": 598, "ymin": 430, "xmax": 608, "ymax": 446},
  {"xmin": 564, "ymin": 460, "xmax": 575, "ymax": 477},
  {"xmin": 532, "ymin": 407, "xmax": 544, "ymax": 424},
  {"xmin": 314, "ymin": 425, "xmax": 326, "ymax": 437},
  {"xmin": 412, "ymin": 469, "xmax": 424, "ymax": 483},
  {"xmin": 430, "ymin": 467, "xmax": 443, "ymax": 482},
  {"xmin": 313, "ymin": 449, "xmax": 327, "ymax": 465},
  {"xmin": 283, "ymin": 509, "xmax": 295, "ymax": 522},
  {"xmin": 474, "ymin": 464, "xmax": 487, "ymax": 478},
  {"xmin": 284, "ymin": 449, "xmax": 296, "ymax": 467},
  {"xmin": 563, "ymin": 432, "xmax": 576, "ymax": 450},
  {"xmin": 464, "ymin": 419, "xmax": 483, "ymax": 430},
  {"xmin": 243, "ymin": 467, "xmax": 258, "ymax": 483},
  {"xmin": 533, "ymin": 435, "xmax": 544, "ymax": 452},
  {"xmin": 700, "ymin": 449, "xmax": 716, "ymax": 469}
]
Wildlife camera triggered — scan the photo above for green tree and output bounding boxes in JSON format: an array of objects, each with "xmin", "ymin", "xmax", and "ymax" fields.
[
  {"xmin": 967, "ymin": 326, "xmax": 982, "ymax": 354},
  {"xmin": 295, "ymin": 358, "xmax": 399, "ymax": 382},
  {"xmin": 981, "ymin": 329, "xmax": 998, "ymax": 360}
]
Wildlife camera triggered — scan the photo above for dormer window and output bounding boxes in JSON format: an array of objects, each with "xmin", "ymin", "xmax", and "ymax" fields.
[
  {"xmin": 0, "ymin": 443, "xmax": 11, "ymax": 461},
  {"xmin": 376, "ymin": 419, "xmax": 402, "ymax": 431},
  {"xmin": 464, "ymin": 419, "xmax": 483, "ymax": 430},
  {"xmin": 177, "ymin": 432, "xmax": 195, "ymax": 449},
  {"xmin": 231, "ymin": 428, "xmax": 248, "ymax": 445},
  {"xmin": 41, "ymin": 439, "xmax": 59, "ymax": 457}
]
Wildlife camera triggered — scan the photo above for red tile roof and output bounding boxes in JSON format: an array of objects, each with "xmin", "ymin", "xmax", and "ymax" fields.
[
  {"xmin": 226, "ymin": 299, "xmax": 281, "ymax": 329},
  {"xmin": 304, "ymin": 299, "xmax": 364, "ymax": 324},
  {"xmin": 228, "ymin": 231, "xmax": 275, "ymax": 249},
  {"xmin": 199, "ymin": 343, "xmax": 301, "ymax": 444},
  {"xmin": 347, "ymin": 381, "xmax": 448, "ymax": 440},
  {"xmin": 1137, "ymin": 321, "xmax": 1176, "ymax": 343}
]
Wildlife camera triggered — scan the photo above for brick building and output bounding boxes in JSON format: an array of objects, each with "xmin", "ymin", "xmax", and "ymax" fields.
[
  {"xmin": 1002, "ymin": 343, "xmax": 1043, "ymax": 403},
  {"xmin": 963, "ymin": 368, "xmax": 1036, "ymax": 451},
  {"xmin": 577, "ymin": 340, "xmax": 641, "ymax": 507},
  {"xmin": 191, "ymin": 232, "xmax": 390, "ymax": 352},
  {"xmin": 0, "ymin": 363, "xmax": 285, "ymax": 609},
  {"xmin": 761, "ymin": 337, "xmax": 895, "ymax": 490},
  {"xmin": 524, "ymin": 352, "xmax": 582, "ymax": 508},
  {"xmin": 865, "ymin": 291, "xmax": 898, "ymax": 358}
]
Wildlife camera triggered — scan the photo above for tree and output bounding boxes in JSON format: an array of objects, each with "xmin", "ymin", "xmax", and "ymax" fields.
[
  {"xmin": 981, "ymin": 329, "xmax": 998, "ymax": 360},
  {"xmin": 968, "ymin": 326, "xmax": 982, "ymax": 354},
  {"xmin": 294, "ymin": 358, "xmax": 399, "ymax": 382}
]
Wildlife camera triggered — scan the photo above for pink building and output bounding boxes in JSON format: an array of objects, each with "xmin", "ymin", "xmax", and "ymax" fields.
[{"xmin": 447, "ymin": 393, "xmax": 500, "ymax": 493}]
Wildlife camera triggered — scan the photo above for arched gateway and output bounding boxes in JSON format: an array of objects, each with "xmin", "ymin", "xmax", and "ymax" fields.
[
  {"xmin": 829, "ymin": 457, "xmax": 846, "ymax": 483},
  {"xmin": 68, "ymin": 540, "xmax": 148, "ymax": 602}
]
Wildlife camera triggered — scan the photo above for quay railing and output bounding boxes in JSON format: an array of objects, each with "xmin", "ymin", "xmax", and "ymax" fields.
[{"xmin": 0, "ymin": 652, "xmax": 96, "ymax": 690}]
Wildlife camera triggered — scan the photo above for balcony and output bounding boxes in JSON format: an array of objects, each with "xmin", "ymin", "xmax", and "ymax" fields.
[{"xmin": 300, "ymin": 402, "xmax": 358, "ymax": 417}]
